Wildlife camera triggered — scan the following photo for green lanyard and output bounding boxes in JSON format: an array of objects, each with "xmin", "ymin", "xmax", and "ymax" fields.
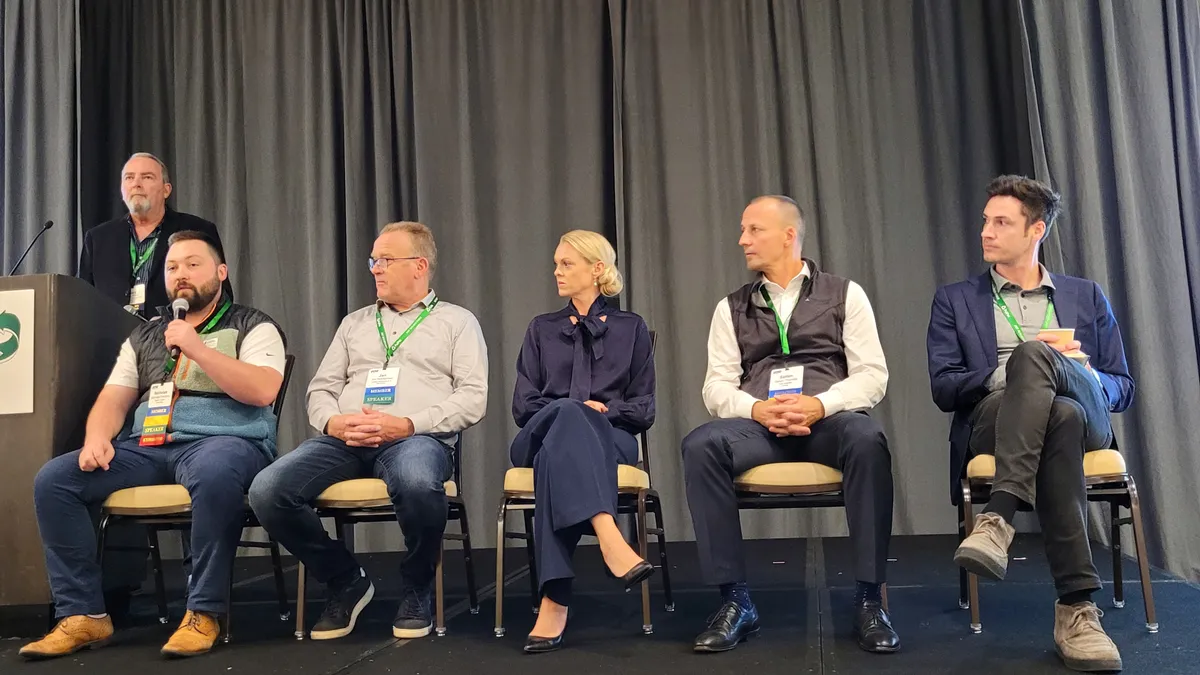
[
  {"xmin": 162, "ymin": 299, "xmax": 233, "ymax": 377},
  {"xmin": 759, "ymin": 287, "xmax": 791, "ymax": 355},
  {"xmin": 992, "ymin": 284, "xmax": 1055, "ymax": 342},
  {"xmin": 376, "ymin": 296, "xmax": 439, "ymax": 367},
  {"xmin": 129, "ymin": 238, "xmax": 158, "ymax": 278}
]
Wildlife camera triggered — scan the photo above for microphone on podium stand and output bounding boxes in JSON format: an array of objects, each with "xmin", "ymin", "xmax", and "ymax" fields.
[
  {"xmin": 168, "ymin": 298, "xmax": 190, "ymax": 360},
  {"xmin": 7, "ymin": 220, "xmax": 54, "ymax": 275}
]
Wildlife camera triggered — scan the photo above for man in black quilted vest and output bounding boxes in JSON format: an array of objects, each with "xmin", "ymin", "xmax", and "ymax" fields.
[
  {"xmin": 21, "ymin": 230, "xmax": 286, "ymax": 660},
  {"xmin": 681, "ymin": 195, "xmax": 899, "ymax": 655}
]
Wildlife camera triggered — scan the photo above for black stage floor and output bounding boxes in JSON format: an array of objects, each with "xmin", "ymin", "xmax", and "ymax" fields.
[{"xmin": 1, "ymin": 534, "xmax": 1195, "ymax": 674}]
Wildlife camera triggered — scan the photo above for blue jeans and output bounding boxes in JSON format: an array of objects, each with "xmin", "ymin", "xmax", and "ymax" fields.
[
  {"xmin": 33, "ymin": 436, "xmax": 269, "ymax": 617},
  {"xmin": 249, "ymin": 435, "xmax": 453, "ymax": 590}
]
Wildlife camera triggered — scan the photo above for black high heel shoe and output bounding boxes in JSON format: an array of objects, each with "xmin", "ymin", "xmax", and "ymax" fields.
[
  {"xmin": 523, "ymin": 632, "xmax": 565, "ymax": 654},
  {"xmin": 619, "ymin": 560, "xmax": 655, "ymax": 590}
]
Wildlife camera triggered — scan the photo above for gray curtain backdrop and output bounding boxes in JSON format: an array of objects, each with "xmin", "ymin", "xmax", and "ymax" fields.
[
  {"xmin": 1020, "ymin": 0, "xmax": 1200, "ymax": 580},
  {"xmin": 615, "ymin": 0, "xmax": 1029, "ymax": 541},
  {"xmin": 73, "ymin": 0, "xmax": 614, "ymax": 555},
  {"xmin": 1, "ymin": 0, "xmax": 77, "ymax": 276},
  {"xmin": 2, "ymin": 0, "xmax": 1199, "ymax": 582}
]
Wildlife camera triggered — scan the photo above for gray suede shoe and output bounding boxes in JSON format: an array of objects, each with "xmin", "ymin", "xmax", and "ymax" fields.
[
  {"xmin": 954, "ymin": 512, "xmax": 1015, "ymax": 580},
  {"xmin": 1054, "ymin": 601, "xmax": 1123, "ymax": 672}
]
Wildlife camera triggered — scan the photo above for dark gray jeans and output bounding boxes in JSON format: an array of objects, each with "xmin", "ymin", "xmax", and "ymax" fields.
[{"xmin": 969, "ymin": 340, "xmax": 1113, "ymax": 595}]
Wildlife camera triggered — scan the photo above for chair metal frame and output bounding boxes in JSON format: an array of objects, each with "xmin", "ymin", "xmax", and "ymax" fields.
[
  {"xmin": 291, "ymin": 434, "xmax": 479, "ymax": 639},
  {"xmin": 94, "ymin": 354, "xmax": 297, "ymax": 642},
  {"xmin": 957, "ymin": 453, "xmax": 1157, "ymax": 634}
]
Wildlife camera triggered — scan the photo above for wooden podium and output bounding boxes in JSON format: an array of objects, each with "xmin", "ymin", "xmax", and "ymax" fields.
[{"xmin": 0, "ymin": 274, "xmax": 140, "ymax": 634}]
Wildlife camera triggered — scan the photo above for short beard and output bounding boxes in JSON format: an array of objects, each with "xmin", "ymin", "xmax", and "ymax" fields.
[
  {"xmin": 171, "ymin": 277, "xmax": 221, "ymax": 311},
  {"xmin": 126, "ymin": 196, "xmax": 152, "ymax": 216}
]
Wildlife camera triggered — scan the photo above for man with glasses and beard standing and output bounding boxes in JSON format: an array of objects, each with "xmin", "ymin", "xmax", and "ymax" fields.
[{"xmin": 21, "ymin": 230, "xmax": 287, "ymax": 660}]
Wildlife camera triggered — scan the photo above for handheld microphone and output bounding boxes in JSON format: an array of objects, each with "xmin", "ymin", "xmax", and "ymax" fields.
[
  {"xmin": 168, "ymin": 298, "xmax": 190, "ymax": 359},
  {"xmin": 7, "ymin": 220, "xmax": 54, "ymax": 275}
]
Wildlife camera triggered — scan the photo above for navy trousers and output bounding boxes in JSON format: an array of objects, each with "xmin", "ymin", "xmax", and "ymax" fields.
[
  {"xmin": 34, "ymin": 437, "xmax": 269, "ymax": 617},
  {"xmin": 682, "ymin": 412, "xmax": 894, "ymax": 586},
  {"xmin": 509, "ymin": 399, "xmax": 638, "ymax": 600}
]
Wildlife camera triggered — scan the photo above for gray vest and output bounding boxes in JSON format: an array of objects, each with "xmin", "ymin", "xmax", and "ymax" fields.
[
  {"xmin": 727, "ymin": 259, "xmax": 849, "ymax": 399},
  {"xmin": 129, "ymin": 301, "xmax": 285, "ymax": 398}
]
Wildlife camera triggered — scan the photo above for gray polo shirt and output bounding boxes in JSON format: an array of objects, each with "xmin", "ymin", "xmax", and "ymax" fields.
[
  {"xmin": 987, "ymin": 265, "xmax": 1058, "ymax": 390},
  {"xmin": 306, "ymin": 290, "xmax": 489, "ymax": 437}
]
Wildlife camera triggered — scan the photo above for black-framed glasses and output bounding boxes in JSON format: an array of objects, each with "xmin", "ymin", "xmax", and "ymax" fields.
[{"xmin": 368, "ymin": 256, "xmax": 420, "ymax": 271}]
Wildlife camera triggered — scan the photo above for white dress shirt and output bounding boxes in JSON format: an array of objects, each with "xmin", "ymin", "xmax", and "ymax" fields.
[{"xmin": 701, "ymin": 263, "xmax": 889, "ymax": 420}]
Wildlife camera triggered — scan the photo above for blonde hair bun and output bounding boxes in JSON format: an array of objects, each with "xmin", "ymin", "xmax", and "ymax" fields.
[{"xmin": 559, "ymin": 229, "xmax": 623, "ymax": 297}]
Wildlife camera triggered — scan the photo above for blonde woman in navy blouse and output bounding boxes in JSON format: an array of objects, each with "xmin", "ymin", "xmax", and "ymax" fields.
[{"xmin": 509, "ymin": 230, "xmax": 656, "ymax": 653}]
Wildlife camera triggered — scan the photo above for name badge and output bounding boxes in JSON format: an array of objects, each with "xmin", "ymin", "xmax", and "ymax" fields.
[
  {"xmin": 363, "ymin": 367, "xmax": 400, "ymax": 406},
  {"xmin": 768, "ymin": 365, "xmax": 804, "ymax": 398},
  {"xmin": 140, "ymin": 382, "xmax": 176, "ymax": 447},
  {"xmin": 129, "ymin": 283, "xmax": 147, "ymax": 308}
]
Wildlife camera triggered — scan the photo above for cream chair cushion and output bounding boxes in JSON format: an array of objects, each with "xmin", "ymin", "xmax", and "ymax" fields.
[
  {"xmin": 103, "ymin": 484, "xmax": 193, "ymax": 515},
  {"xmin": 103, "ymin": 475, "xmax": 466, "ymax": 515},
  {"xmin": 966, "ymin": 449, "xmax": 1126, "ymax": 480},
  {"xmin": 502, "ymin": 465, "xmax": 651, "ymax": 495},
  {"xmin": 733, "ymin": 462, "xmax": 844, "ymax": 493},
  {"xmin": 314, "ymin": 478, "xmax": 459, "ymax": 509}
]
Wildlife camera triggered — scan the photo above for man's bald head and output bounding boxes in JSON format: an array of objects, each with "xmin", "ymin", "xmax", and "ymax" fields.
[
  {"xmin": 750, "ymin": 195, "xmax": 804, "ymax": 235},
  {"xmin": 739, "ymin": 194, "xmax": 807, "ymax": 273}
]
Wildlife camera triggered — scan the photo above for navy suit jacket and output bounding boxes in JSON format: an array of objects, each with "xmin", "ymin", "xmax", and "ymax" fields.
[{"xmin": 926, "ymin": 270, "xmax": 1135, "ymax": 503}]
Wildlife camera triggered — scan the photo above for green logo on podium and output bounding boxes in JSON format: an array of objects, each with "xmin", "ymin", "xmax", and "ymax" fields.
[{"xmin": 0, "ymin": 311, "xmax": 21, "ymax": 363}]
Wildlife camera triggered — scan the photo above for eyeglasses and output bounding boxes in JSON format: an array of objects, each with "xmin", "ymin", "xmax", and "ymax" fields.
[{"xmin": 368, "ymin": 256, "xmax": 421, "ymax": 271}]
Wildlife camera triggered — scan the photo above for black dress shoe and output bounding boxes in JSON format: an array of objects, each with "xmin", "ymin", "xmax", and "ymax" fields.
[
  {"xmin": 853, "ymin": 601, "xmax": 900, "ymax": 653},
  {"xmin": 523, "ymin": 633, "xmax": 565, "ymax": 653},
  {"xmin": 693, "ymin": 601, "xmax": 760, "ymax": 653},
  {"xmin": 620, "ymin": 560, "xmax": 655, "ymax": 590}
]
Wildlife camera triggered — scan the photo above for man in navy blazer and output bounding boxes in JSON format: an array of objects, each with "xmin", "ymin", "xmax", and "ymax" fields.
[{"xmin": 927, "ymin": 175, "xmax": 1133, "ymax": 673}]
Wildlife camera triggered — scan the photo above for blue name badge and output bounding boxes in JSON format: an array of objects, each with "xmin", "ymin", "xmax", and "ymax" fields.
[
  {"xmin": 768, "ymin": 365, "xmax": 805, "ymax": 398},
  {"xmin": 363, "ymin": 367, "xmax": 400, "ymax": 406}
]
